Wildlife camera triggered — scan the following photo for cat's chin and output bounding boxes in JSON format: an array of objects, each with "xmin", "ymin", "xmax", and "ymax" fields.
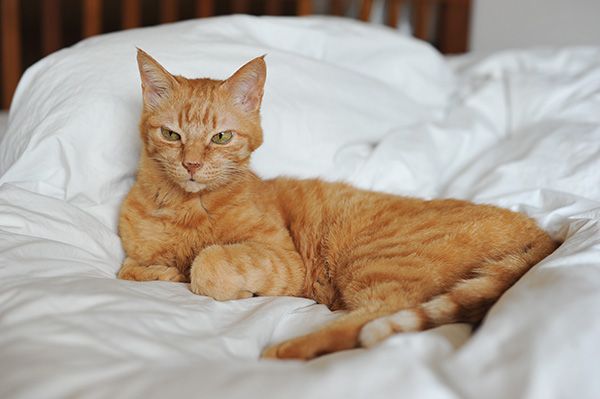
[{"xmin": 180, "ymin": 179, "xmax": 206, "ymax": 193}]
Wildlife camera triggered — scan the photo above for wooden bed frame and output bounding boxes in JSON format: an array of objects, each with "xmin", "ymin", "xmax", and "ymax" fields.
[{"xmin": 0, "ymin": 0, "xmax": 471, "ymax": 109}]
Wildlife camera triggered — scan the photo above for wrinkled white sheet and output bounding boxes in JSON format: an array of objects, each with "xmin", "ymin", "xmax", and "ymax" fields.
[{"xmin": 1, "ymin": 15, "xmax": 599, "ymax": 399}]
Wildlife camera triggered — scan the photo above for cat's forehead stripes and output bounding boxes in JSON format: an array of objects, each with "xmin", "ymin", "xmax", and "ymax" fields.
[
  {"xmin": 176, "ymin": 85, "xmax": 218, "ymax": 132},
  {"xmin": 174, "ymin": 84, "xmax": 245, "ymax": 144},
  {"xmin": 177, "ymin": 102, "xmax": 214, "ymax": 132}
]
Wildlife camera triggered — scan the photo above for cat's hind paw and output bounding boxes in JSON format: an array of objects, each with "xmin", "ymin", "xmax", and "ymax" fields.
[
  {"xmin": 261, "ymin": 336, "xmax": 321, "ymax": 361},
  {"xmin": 261, "ymin": 322, "xmax": 360, "ymax": 361}
]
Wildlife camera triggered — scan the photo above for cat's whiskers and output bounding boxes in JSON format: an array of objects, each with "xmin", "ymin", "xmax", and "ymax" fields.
[
  {"xmin": 221, "ymin": 165, "xmax": 255, "ymax": 184},
  {"xmin": 148, "ymin": 154, "xmax": 172, "ymax": 171}
]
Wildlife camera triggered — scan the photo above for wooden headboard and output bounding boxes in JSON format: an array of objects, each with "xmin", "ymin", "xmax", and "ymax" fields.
[{"xmin": 1, "ymin": 0, "xmax": 471, "ymax": 109}]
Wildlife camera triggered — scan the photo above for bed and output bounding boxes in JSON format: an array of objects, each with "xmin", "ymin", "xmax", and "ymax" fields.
[{"xmin": 1, "ymin": 2, "xmax": 600, "ymax": 399}]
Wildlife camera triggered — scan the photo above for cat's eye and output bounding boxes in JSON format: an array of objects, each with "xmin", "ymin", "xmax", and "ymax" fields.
[
  {"xmin": 211, "ymin": 131, "xmax": 234, "ymax": 144},
  {"xmin": 161, "ymin": 127, "xmax": 181, "ymax": 141}
]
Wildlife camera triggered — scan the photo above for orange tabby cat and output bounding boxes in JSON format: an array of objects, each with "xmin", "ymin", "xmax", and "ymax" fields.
[{"xmin": 118, "ymin": 49, "xmax": 558, "ymax": 360}]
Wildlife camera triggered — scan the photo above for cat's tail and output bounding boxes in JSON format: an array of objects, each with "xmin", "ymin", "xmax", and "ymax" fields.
[{"xmin": 359, "ymin": 232, "xmax": 558, "ymax": 348}]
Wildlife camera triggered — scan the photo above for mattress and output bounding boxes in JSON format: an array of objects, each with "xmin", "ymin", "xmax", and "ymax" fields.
[{"xmin": 1, "ymin": 15, "xmax": 599, "ymax": 399}]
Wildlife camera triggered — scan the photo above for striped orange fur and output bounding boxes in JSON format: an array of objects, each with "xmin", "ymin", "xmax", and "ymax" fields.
[{"xmin": 117, "ymin": 50, "xmax": 558, "ymax": 360}]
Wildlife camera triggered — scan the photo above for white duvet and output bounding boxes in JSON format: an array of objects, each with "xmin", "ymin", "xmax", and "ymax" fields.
[{"xmin": 1, "ymin": 15, "xmax": 599, "ymax": 399}]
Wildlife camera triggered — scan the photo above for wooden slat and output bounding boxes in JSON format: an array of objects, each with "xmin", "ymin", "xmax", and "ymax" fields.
[
  {"xmin": 437, "ymin": 0, "xmax": 470, "ymax": 53},
  {"xmin": 231, "ymin": 0, "xmax": 249, "ymax": 14},
  {"xmin": 265, "ymin": 0, "xmax": 282, "ymax": 15},
  {"xmin": 83, "ymin": 0, "xmax": 103, "ymax": 38},
  {"xmin": 386, "ymin": 0, "xmax": 403, "ymax": 28},
  {"xmin": 122, "ymin": 0, "xmax": 141, "ymax": 29},
  {"xmin": 196, "ymin": 0, "xmax": 213, "ymax": 18},
  {"xmin": 413, "ymin": 0, "xmax": 430, "ymax": 40},
  {"xmin": 1, "ymin": 0, "xmax": 21, "ymax": 109},
  {"xmin": 160, "ymin": 0, "xmax": 178, "ymax": 23},
  {"xmin": 296, "ymin": 0, "xmax": 312, "ymax": 15},
  {"xmin": 329, "ymin": 0, "xmax": 344, "ymax": 16},
  {"xmin": 358, "ymin": 0, "xmax": 373, "ymax": 21},
  {"xmin": 41, "ymin": 0, "xmax": 62, "ymax": 56}
]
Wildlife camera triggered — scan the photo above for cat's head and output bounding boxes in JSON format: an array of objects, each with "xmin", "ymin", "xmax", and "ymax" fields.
[{"xmin": 136, "ymin": 49, "xmax": 266, "ymax": 193}]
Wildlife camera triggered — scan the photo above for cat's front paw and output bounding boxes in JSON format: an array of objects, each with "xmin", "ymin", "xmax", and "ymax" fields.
[
  {"xmin": 147, "ymin": 265, "xmax": 188, "ymax": 282},
  {"xmin": 118, "ymin": 258, "xmax": 187, "ymax": 282},
  {"xmin": 189, "ymin": 246, "xmax": 254, "ymax": 301}
]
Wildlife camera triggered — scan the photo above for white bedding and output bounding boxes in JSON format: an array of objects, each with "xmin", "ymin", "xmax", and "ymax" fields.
[
  {"xmin": 1, "ymin": 15, "xmax": 599, "ymax": 399},
  {"xmin": 0, "ymin": 111, "xmax": 7, "ymax": 140}
]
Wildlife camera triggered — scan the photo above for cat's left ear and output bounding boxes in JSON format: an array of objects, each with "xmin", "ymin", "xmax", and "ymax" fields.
[{"xmin": 222, "ymin": 56, "xmax": 266, "ymax": 113}]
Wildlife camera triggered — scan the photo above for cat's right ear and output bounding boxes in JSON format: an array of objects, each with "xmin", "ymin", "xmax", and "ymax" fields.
[{"xmin": 136, "ymin": 49, "xmax": 178, "ymax": 109}]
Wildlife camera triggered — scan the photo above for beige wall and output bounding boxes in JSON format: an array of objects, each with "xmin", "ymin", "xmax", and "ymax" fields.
[{"xmin": 470, "ymin": 0, "xmax": 600, "ymax": 52}]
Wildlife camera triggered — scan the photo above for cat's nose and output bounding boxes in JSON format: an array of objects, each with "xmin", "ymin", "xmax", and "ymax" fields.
[{"xmin": 183, "ymin": 161, "xmax": 203, "ymax": 175}]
